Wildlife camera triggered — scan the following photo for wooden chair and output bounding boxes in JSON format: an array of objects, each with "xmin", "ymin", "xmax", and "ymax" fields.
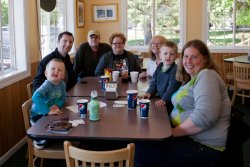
[
  {"xmin": 223, "ymin": 54, "xmax": 235, "ymax": 89},
  {"xmin": 231, "ymin": 62, "xmax": 250, "ymax": 105},
  {"xmin": 22, "ymin": 99, "xmax": 65, "ymax": 167},
  {"xmin": 27, "ymin": 82, "xmax": 33, "ymax": 99},
  {"xmin": 64, "ymin": 141, "xmax": 135, "ymax": 167}
]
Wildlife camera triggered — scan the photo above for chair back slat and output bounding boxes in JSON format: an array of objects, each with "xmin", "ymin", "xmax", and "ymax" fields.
[
  {"xmin": 22, "ymin": 99, "xmax": 32, "ymax": 130},
  {"xmin": 64, "ymin": 141, "xmax": 135, "ymax": 167},
  {"xmin": 233, "ymin": 62, "xmax": 250, "ymax": 88},
  {"xmin": 27, "ymin": 82, "xmax": 33, "ymax": 99},
  {"xmin": 223, "ymin": 54, "xmax": 238, "ymax": 87},
  {"xmin": 231, "ymin": 62, "xmax": 250, "ymax": 105}
]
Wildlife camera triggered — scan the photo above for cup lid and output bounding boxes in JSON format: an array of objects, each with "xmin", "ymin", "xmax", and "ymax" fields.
[
  {"xmin": 126, "ymin": 90, "xmax": 138, "ymax": 94},
  {"xmin": 101, "ymin": 75, "xmax": 109, "ymax": 78},
  {"xmin": 77, "ymin": 99, "xmax": 88, "ymax": 103},
  {"xmin": 138, "ymin": 99, "xmax": 150, "ymax": 103}
]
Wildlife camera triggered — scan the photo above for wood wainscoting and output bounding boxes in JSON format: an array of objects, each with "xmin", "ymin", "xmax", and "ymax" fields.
[
  {"xmin": 0, "ymin": 62, "xmax": 38, "ymax": 157},
  {"xmin": 210, "ymin": 52, "xmax": 246, "ymax": 75}
]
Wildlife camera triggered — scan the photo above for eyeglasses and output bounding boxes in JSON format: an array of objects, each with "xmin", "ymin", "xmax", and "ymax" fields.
[
  {"xmin": 112, "ymin": 43, "xmax": 124, "ymax": 46},
  {"xmin": 152, "ymin": 42, "xmax": 162, "ymax": 46}
]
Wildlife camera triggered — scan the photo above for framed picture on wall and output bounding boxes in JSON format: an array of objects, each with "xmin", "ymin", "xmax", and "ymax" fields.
[
  {"xmin": 92, "ymin": 4, "xmax": 118, "ymax": 22},
  {"xmin": 77, "ymin": 0, "xmax": 84, "ymax": 27}
]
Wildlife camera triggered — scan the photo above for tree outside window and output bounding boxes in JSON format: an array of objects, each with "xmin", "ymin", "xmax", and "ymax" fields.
[
  {"xmin": 207, "ymin": 0, "xmax": 250, "ymax": 47},
  {"xmin": 127, "ymin": 0, "xmax": 181, "ymax": 47}
]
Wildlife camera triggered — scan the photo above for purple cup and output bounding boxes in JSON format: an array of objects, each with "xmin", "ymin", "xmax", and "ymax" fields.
[
  {"xmin": 126, "ymin": 90, "xmax": 138, "ymax": 109},
  {"xmin": 77, "ymin": 99, "xmax": 88, "ymax": 118},
  {"xmin": 139, "ymin": 99, "xmax": 150, "ymax": 119}
]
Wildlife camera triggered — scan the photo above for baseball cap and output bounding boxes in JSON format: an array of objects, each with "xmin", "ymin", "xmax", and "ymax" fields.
[{"xmin": 88, "ymin": 30, "xmax": 100, "ymax": 37}]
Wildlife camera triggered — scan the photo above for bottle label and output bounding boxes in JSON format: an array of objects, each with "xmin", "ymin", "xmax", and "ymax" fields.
[{"xmin": 89, "ymin": 100, "xmax": 100, "ymax": 121}]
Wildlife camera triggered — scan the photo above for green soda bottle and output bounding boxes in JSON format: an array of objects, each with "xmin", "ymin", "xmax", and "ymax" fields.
[{"xmin": 89, "ymin": 90, "xmax": 100, "ymax": 121}]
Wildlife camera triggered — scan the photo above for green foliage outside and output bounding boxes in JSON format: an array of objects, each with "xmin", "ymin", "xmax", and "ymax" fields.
[
  {"xmin": 127, "ymin": 38, "xmax": 179, "ymax": 46},
  {"xmin": 127, "ymin": 0, "xmax": 180, "ymax": 45},
  {"xmin": 128, "ymin": 0, "xmax": 250, "ymax": 47},
  {"xmin": 1, "ymin": 0, "xmax": 8, "ymax": 27},
  {"xmin": 127, "ymin": 30, "xmax": 244, "ymax": 46}
]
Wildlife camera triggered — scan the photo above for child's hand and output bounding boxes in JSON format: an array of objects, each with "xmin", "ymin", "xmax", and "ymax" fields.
[
  {"xmin": 140, "ymin": 93, "xmax": 151, "ymax": 99},
  {"xmin": 155, "ymin": 99, "xmax": 166, "ymax": 106},
  {"xmin": 49, "ymin": 108, "xmax": 63, "ymax": 115},
  {"xmin": 48, "ymin": 105, "xmax": 62, "ymax": 115},
  {"xmin": 50, "ymin": 105, "xmax": 59, "ymax": 110}
]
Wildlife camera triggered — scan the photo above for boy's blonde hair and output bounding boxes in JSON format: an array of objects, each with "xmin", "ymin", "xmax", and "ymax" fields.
[
  {"xmin": 160, "ymin": 41, "xmax": 178, "ymax": 54},
  {"xmin": 46, "ymin": 58, "xmax": 65, "ymax": 71}
]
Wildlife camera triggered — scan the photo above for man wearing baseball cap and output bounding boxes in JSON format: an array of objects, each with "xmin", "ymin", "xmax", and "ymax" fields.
[{"xmin": 73, "ymin": 29, "xmax": 111, "ymax": 80}]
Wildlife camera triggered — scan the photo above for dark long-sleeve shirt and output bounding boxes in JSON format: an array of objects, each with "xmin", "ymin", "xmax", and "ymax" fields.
[
  {"xmin": 73, "ymin": 42, "xmax": 111, "ymax": 78},
  {"xmin": 95, "ymin": 50, "xmax": 141, "ymax": 76},
  {"xmin": 147, "ymin": 63, "xmax": 181, "ymax": 103},
  {"xmin": 33, "ymin": 48, "xmax": 77, "ymax": 92}
]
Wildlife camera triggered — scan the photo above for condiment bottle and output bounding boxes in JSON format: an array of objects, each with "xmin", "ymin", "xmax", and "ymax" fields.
[
  {"xmin": 89, "ymin": 90, "xmax": 100, "ymax": 121},
  {"xmin": 105, "ymin": 70, "xmax": 112, "ymax": 81}
]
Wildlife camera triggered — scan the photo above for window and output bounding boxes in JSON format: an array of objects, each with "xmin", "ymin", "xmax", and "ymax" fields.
[
  {"xmin": 207, "ymin": 0, "xmax": 250, "ymax": 48},
  {"xmin": 40, "ymin": 0, "xmax": 66, "ymax": 58},
  {"xmin": 0, "ymin": 0, "xmax": 14, "ymax": 75},
  {"xmin": 0, "ymin": 0, "xmax": 29, "ymax": 88},
  {"xmin": 122, "ymin": 0, "xmax": 186, "ymax": 50},
  {"xmin": 39, "ymin": 0, "xmax": 75, "ymax": 58}
]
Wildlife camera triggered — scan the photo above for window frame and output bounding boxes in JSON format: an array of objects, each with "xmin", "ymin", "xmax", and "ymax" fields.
[
  {"xmin": 121, "ymin": 0, "xmax": 186, "ymax": 52},
  {"xmin": 0, "ymin": 0, "xmax": 30, "ymax": 89},
  {"xmin": 38, "ymin": 0, "xmax": 75, "ymax": 58},
  {"xmin": 204, "ymin": 0, "xmax": 250, "ymax": 53}
]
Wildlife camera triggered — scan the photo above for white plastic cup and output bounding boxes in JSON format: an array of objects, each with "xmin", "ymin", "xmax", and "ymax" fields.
[
  {"xmin": 112, "ymin": 71, "xmax": 119, "ymax": 82},
  {"xmin": 130, "ymin": 71, "xmax": 139, "ymax": 83}
]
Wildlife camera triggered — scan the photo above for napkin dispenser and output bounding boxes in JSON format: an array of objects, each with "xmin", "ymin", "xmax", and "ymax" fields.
[{"xmin": 104, "ymin": 82, "xmax": 118, "ymax": 100}]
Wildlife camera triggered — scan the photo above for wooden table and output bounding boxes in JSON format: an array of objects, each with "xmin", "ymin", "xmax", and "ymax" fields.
[
  {"xmin": 67, "ymin": 77, "xmax": 149, "ymax": 97},
  {"xmin": 224, "ymin": 55, "xmax": 250, "ymax": 64},
  {"xmin": 27, "ymin": 97, "xmax": 172, "ymax": 141}
]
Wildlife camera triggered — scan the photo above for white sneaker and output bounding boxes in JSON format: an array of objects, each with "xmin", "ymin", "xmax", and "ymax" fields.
[{"xmin": 33, "ymin": 140, "xmax": 47, "ymax": 150}]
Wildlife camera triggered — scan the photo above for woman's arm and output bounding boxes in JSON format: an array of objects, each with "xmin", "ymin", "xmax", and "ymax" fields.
[
  {"xmin": 172, "ymin": 118, "xmax": 202, "ymax": 137},
  {"xmin": 172, "ymin": 70, "xmax": 222, "ymax": 137}
]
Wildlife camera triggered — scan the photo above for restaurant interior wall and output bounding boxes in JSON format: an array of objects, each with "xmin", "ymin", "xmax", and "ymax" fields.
[
  {"xmin": 0, "ymin": 0, "xmax": 247, "ymax": 161},
  {"xmin": 84, "ymin": 0, "xmax": 121, "ymax": 45}
]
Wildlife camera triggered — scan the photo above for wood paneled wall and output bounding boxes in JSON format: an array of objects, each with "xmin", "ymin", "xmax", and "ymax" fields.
[
  {"xmin": 0, "ymin": 62, "xmax": 38, "ymax": 156},
  {"xmin": 0, "ymin": 52, "xmax": 247, "ymax": 156},
  {"xmin": 211, "ymin": 52, "xmax": 246, "ymax": 72}
]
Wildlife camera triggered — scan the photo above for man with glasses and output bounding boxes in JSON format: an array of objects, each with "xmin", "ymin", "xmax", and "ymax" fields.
[
  {"xmin": 95, "ymin": 32, "xmax": 141, "ymax": 77},
  {"xmin": 73, "ymin": 30, "xmax": 111, "ymax": 80}
]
